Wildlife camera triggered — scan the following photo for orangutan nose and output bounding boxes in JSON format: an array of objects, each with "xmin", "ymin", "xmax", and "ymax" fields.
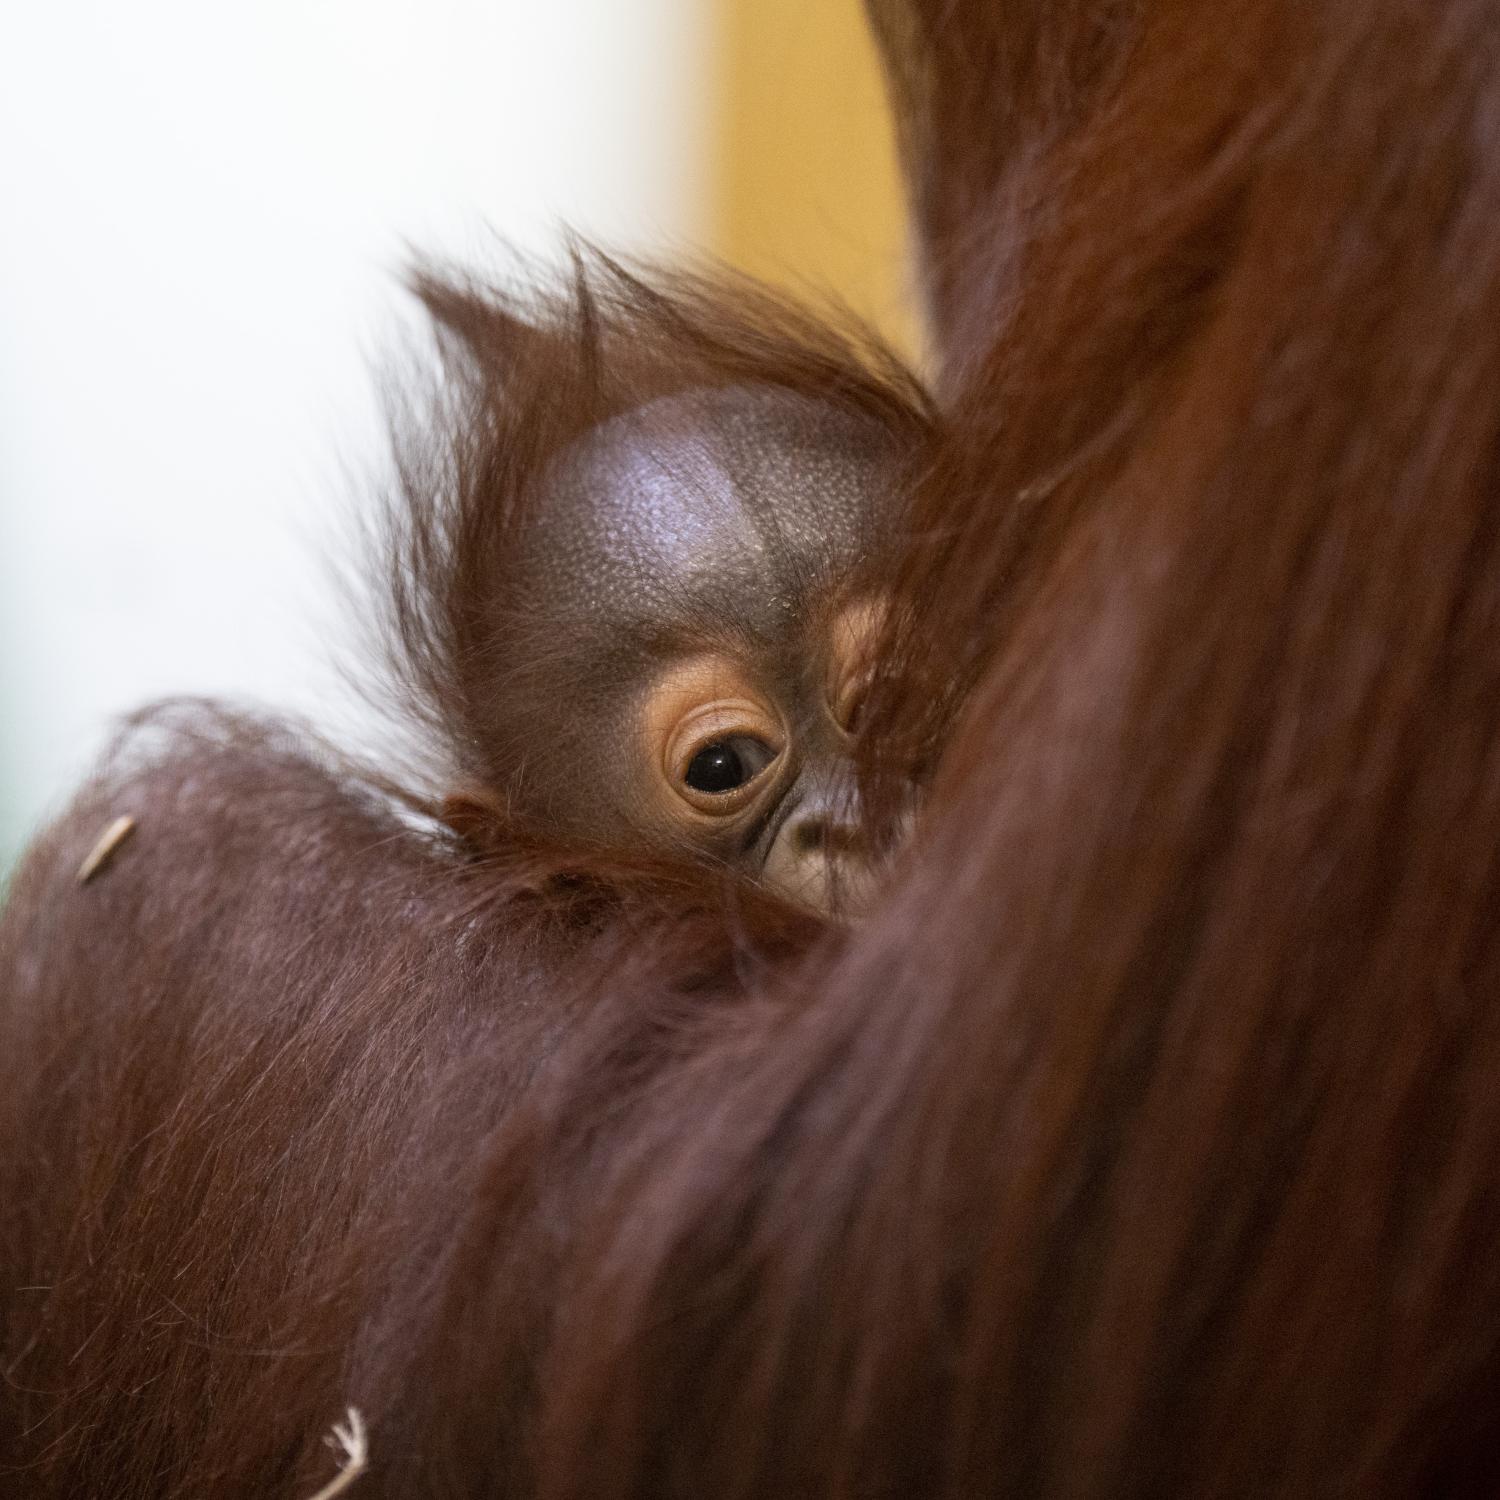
[{"xmin": 761, "ymin": 792, "xmax": 878, "ymax": 917}]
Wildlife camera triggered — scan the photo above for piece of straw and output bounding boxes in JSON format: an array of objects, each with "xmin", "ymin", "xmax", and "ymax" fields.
[
  {"xmin": 303, "ymin": 1407, "xmax": 368, "ymax": 1500},
  {"xmin": 76, "ymin": 816, "xmax": 137, "ymax": 885}
]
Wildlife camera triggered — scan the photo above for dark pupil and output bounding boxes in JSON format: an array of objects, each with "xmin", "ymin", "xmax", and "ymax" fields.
[{"xmin": 684, "ymin": 738, "xmax": 763, "ymax": 794}]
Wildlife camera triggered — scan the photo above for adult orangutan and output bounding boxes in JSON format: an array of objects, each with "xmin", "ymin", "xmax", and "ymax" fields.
[{"xmin": 6, "ymin": 1, "xmax": 1500, "ymax": 1496}]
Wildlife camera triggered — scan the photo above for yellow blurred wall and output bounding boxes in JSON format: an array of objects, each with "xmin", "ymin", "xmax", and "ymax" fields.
[{"xmin": 711, "ymin": 0, "xmax": 920, "ymax": 359}]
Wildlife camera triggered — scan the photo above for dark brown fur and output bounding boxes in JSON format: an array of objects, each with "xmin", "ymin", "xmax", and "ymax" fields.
[{"xmin": 7, "ymin": 0, "xmax": 1500, "ymax": 1495}]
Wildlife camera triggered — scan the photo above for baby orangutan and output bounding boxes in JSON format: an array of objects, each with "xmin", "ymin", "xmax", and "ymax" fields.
[{"xmin": 386, "ymin": 255, "xmax": 932, "ymax": 915}]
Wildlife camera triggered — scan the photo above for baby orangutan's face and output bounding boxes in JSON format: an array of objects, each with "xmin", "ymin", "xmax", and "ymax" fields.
[{"xmin": 448, "ymin": 386, "xmax": 911, "ymax": 916}]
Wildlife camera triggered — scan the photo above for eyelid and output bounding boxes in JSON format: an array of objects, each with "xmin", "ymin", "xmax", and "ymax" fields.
[
  {"xmin": 832, "ymin": 668, "xmax": 875, "ymax": 733},
  {"xmin": 666, "ymin": 700, "xmax": 778, "ymax": 773},
  {"xmin": 827, "ymin": 596, "xmax": 888, "ymax": 731}
]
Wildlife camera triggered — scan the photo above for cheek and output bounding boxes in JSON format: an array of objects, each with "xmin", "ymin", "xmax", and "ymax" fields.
[
  {"xmin": 615, "ymin": 764, "xmax": 768, "ymax": 863},
  {"xmin": 489, "ymin": 676, "xmax": 650, "ymax": 846}
]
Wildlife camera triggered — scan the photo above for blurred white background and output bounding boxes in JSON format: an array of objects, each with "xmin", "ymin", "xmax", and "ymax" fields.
[{"xmin": 0, "ymin": 0, "xmax": 709, "ymax": 867}]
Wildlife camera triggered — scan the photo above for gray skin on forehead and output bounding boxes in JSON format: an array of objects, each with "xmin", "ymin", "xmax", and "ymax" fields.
[
  {"xmin": 518, "ymin": 386, "xmax": 897, "ymax": 646},
  {"xmin": 487, "ymin": 384, "xmax": 904, "ymax": 895}
]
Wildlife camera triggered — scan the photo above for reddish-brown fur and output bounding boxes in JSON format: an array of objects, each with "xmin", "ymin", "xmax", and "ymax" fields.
[{"xmin": 7, "ymin": 0, "xmax": 1500, "ymax": 1494}]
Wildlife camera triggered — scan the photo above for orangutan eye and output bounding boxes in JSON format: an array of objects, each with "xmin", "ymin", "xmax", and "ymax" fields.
[
  {"xmin": 682, "ymin": 735, "xmax": 779, "ymax": 795},
  {"xmin": 833, "ymin": 670, "xmax": 875, "ymax": 734},
  {"xmin": 645, "ymin": 656, "xmax": 788, "ymax": 817}
]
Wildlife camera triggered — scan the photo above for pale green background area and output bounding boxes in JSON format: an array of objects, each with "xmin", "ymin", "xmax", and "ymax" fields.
[
  {"xmin": 0, "ymin": 732, "xmax": 24, "ymax": 885},
  {"xmin": 1, "ymin": 469, "xmax": 21, "ymax": 884},
  {"xmin": 0, "ymin": 799, "xmax": 18, "ymax": 887}
]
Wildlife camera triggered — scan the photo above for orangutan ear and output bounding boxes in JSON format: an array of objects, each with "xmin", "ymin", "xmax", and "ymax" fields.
[{"xmin": 438, "ymin": 784, "xmax": 511, "ymax": 853}]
